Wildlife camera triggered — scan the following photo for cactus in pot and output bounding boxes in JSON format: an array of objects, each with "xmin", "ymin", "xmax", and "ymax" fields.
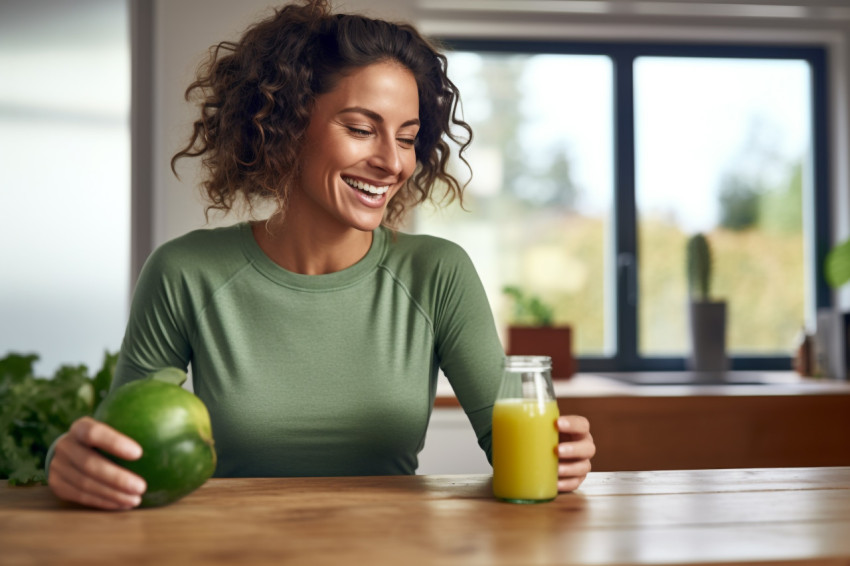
[
  {"xmin": 687, "ymin": 233, "xmax": 712, "ymax": 302},
  {"xmin": 685, "ymin": 233, "xmax": 727, "ymax": 372}
]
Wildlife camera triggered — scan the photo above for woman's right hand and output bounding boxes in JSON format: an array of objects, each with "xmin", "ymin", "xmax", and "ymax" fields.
[{"xmin": 47, "ymin": 416, "xmax": 147, "ymax": 510}]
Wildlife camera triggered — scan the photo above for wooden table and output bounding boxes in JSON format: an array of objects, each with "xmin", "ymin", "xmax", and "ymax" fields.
[{"xmin": 2, "ymin": 467, "xmax": 849, "ymax": 565}]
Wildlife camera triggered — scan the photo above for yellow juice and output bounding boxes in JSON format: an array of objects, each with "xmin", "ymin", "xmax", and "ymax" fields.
[{"xmin": 492, "ymin": 398, "xmax": 560, "ymax": 503}]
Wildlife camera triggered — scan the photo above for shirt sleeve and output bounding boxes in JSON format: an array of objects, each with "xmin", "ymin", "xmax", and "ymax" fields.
[
  {"xmin": 112, "ymin": 242, "xmax": 194, "ymax": 390},
  {"xmin": 430, "ymin": 242, "xmax": 505, "ymax": 464}
]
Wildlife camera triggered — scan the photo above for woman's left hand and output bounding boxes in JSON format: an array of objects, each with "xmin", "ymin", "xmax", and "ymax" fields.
[{"xmin": 556, "ymin": 415, "xmax": 595, "ymax": 492}]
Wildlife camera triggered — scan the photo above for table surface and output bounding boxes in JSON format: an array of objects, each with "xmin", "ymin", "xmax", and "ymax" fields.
[{"xmin": 2, "ymin": 467, "xmax": 849, "ymax": 566}]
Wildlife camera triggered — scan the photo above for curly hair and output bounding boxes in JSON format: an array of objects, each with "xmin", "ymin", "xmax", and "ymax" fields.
[{"xmin": 171, "ymin": 0, "xmax": 472, "ymax": 227}]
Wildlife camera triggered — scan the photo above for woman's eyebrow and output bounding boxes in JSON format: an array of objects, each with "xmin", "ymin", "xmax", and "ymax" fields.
[{"xmin": 339, "ymin": 106, "xmax": 420, "ymax": 128}]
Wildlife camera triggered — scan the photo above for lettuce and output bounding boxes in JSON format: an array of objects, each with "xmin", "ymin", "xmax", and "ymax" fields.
[{"xmin": 0, "ymin": 352, "xmax": 116, "ymax": 485}]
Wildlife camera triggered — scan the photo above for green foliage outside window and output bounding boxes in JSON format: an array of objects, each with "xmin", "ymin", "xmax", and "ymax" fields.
[
  {"xmin": 423, "ymin": 49, "xmax": 811, "ymax": 359},
  {"xmin": 825, "ymin": 238, "xmax": 850, "ymax": 289}
]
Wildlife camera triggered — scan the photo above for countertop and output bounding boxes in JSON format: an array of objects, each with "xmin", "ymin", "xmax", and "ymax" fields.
[{"xmin": 436, "ymin": 371, "xmax": 850, "ymax": 402}]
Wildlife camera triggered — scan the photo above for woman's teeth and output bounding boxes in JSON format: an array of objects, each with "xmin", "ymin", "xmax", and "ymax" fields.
[{"xmin": 344, "ymin": 177, "xmax": 389, "ymax": 196}]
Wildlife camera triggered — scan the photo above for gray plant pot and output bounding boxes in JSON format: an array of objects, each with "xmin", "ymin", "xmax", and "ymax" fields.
[{"xmin": 688, "ymin": 301, "xmax": 728, "ymax": 372}]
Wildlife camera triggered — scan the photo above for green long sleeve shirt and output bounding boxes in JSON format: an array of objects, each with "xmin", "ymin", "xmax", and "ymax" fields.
[{"xmin": 106, "ymin": 223, "xmax": 504, "ymax": 477}]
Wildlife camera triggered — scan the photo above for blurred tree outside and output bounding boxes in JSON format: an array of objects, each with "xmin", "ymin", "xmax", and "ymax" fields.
[
  {"xmin": 421, "ymin": 52, "xmax": 806, "ymax": 358},
  {"xmin": 459, "ymin": 54, "xmax": 602, "ymax": 352},
  {"xmin": 719, "ymin": 175, "xmax": 761, "ymax": 230},
  {"xmin": 421, "ymin": 53, "xmax": 607, "ymax": 353},
  {"xmin": 640, "ymin": 120, "xmax": 806, "ymax": 356}
]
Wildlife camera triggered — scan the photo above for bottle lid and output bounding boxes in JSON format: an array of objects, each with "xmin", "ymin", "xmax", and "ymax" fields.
[{"xmin": 504, "ymin": 355, "xmax": 552, "ymax": 370}]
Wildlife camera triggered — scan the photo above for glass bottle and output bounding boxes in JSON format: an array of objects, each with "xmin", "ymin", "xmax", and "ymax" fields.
[{"xmin": 492, "ymin": 355, "xmax": 560, "ymax": 503}]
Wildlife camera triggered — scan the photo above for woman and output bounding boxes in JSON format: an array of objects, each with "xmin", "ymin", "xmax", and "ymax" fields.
[{"xmin": 47, "ymin": 0, "xmax": 595, "ymax": 510}]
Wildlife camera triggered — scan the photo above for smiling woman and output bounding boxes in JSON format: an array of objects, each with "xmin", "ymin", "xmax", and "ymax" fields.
[
  {"xmin": 170, "ymin": 4, "xmax": 470, "ymax": 232},
  {"xmin": 252, "ymin": 61, "xmax": 421, "ymax": 272},
  {"xmin": 262, "ymin": 61, "xmax": 422, "ymax": 267},
  {"xmin": 43, "ymin": 0, "xmax": 596, "ymax": 511}
]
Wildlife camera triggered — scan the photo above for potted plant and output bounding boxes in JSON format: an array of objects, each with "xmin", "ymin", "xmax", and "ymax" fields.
[
  {"xmin": 825, "ymin": 237, "xmax": 850, "ymax": 290},
  {"xmin": 686, "ymin": 233, "xmax": 728, "ymax": 372},
  {"xmin": 815, "ymin": 237, "xmax": 850, "ymax": 380},
  {"xmin": 502, "ymin": 286, "xmax": 575, "ymax": 379}
]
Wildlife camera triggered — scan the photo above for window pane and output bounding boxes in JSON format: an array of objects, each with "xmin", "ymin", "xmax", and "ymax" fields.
[
  {"xmin": 0, "ymin": 0, "xmax": 130, "ymax": 375},
  {"xmin": 635, "ymin": 57, "xmax": 811, "ymax": 357},
  {"xmin": 414, "ymin": 53, "xmax": 614, "ymax": 355}
]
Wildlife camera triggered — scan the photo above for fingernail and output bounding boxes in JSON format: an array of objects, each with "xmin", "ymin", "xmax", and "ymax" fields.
[
  {"xmin": 130, "ymin": 477, "xmax": 147, "ymax": 494},
  {"xmin": 129, "ymin": 494, "xmax": 142, "ymax": 507},
  {"xmin": 127, "ymin": 443, "xmax": 143, "ymax": 460}
]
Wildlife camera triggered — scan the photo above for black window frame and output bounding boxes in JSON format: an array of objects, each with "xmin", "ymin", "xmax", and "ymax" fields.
[{"xmin": 440, "ymin": 38, "xmax": 832, "ymax": 372}]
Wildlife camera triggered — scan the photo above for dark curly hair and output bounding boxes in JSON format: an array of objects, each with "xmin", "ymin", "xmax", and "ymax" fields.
[{"xmin": 171, "ymin": 0, "xmax": 472, "ymax": 227}]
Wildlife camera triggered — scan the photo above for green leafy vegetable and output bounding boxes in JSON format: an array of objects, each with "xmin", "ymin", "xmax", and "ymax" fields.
[{"xmin": 0, "ymin": 351, "xmax": 116, "ymax": 486}]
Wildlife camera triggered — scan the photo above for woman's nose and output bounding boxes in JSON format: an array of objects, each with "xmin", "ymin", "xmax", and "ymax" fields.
[{"xmin": 369, "ymin": 137, "xmax": 403, "ymax": 176}]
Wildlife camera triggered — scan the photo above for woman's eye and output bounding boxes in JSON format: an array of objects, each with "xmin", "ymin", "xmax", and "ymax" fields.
[
  {"xmin": 347, "ymin": 126, "xmax": 372, "ymax": 137},
  {"xmin": 397, "ymin": 137, "xmax": 416, "ymax": 148}
]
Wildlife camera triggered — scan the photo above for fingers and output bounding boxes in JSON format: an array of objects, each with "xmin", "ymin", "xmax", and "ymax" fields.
[
  {"xmin": 49, "ymin": 463, "xmax": 143, "ymax": 510},
  {"xmin": 60, "ymin": 425, "xmax": 148, "ymax": 491},
  {"xmin": 555, "ymin": 414, "xmax": 596, "ymax": 493},
  {"xmin": 558, "ymin": 475, "xmax": 588, "ymax": 493},
  {"xmin": 557, "ymin": 414, "xmax": 596, "ymax": 460},
  {"xmin": 559, "ymin": 459, "xmax": 592, "ymax": 478},
  {"xmin": 47, "ymin": 417, "xmax": 147, "ymax": 510},
  {"xmin": 557, "ymin": 431, "xmax": 596, "ymax": 460},
  {"xmin": 556, "ymin": 459, "xmax": 592, "ymax": 493},
  {"xmin": 68, "ymin": 417, "xmax": 143, "ymax": 461},
  {"xmin": 557, "ymin": 415, "xmax": 590, "ymax": 435}
]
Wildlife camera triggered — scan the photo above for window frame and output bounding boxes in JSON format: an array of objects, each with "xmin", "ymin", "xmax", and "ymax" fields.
[{"xmin": 440, "ymin": 38, "xmax": 832, "ymax": 372}]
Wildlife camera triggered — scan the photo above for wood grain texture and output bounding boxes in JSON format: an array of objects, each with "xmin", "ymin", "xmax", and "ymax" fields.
[
  {"xmin": 2, "ymin": 468, "xmax": 849, "ymax": 565},
  {"xmin": 561, "ymin": 394, "xmax": 850, "ymax": 471}
]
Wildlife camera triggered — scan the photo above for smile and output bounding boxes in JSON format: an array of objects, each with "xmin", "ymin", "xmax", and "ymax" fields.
[{"xmin": 343, "ymin": 177, "xmax": 390, "ymax": 196}]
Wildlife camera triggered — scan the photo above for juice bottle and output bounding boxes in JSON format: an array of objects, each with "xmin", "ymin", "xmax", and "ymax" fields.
[
  {"xmin": 492, "ymin": 398, "xmax": 560, "ymax": 502},
  {"xmin": 492, "ymin": 356, "xmax": 560, "ymax": 503}
]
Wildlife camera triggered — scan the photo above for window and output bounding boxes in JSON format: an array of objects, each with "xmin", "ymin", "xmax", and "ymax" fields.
[
  {"xmin": 413, "ymin": 40, "xmax": 829, "ymax": 372},
  {"xmin": 416, "ymin": 52, "xmax": 614, "ymax": 356},
  {"xmin": 0, "ymin": 1, "xmax": 131, "ymax": 375}
]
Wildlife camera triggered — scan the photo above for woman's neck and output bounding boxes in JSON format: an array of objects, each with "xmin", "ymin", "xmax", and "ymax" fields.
[{"xmin": 251, "ymin": 214, "xmax": 374, "ymax": 275}]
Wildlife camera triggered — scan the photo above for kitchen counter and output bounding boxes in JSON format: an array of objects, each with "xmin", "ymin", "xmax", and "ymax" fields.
[
  {"xmin": 435, "ymin": 372, "xmax": 850, "ymax": 471},
  {"xmin": 436, "ymin": 371, "xmax": 850, "ymax": 400},
  {"xmin": 2, "ymin": 467, "xmax": 849, "ymax": 565}
]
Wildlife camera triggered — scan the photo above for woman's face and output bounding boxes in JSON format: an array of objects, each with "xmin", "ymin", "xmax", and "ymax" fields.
[{"xmin": 295, "ymin": 60, "xmax": 420, "ymax": 233}]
